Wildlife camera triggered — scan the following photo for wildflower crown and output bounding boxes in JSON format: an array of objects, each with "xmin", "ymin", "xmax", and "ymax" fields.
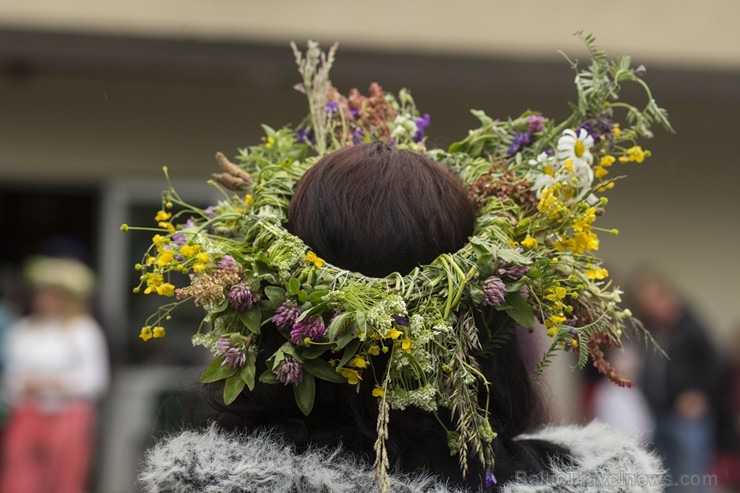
[{"xmin": 128, "ymin": 33, "xmax": 671, "ymax": 491}]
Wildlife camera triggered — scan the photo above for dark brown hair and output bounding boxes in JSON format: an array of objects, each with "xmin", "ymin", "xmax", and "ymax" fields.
[{"xmin": 288, "ymin": 141, "xmax": 475, "ymax": 277}]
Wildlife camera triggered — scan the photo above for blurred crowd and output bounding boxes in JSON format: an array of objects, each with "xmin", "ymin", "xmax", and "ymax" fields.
[{"xmin": 0, "ymin": 241, "xmax": 737, "ymax": 492}]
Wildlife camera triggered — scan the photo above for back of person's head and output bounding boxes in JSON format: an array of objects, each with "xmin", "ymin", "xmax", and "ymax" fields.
[{"xmin": 205, "ymin": 142, "xmax": 540, "ymax": 486}]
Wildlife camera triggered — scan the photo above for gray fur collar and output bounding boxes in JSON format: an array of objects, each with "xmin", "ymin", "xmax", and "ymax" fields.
[{"xmin": 139, "ymin": 421, "xmax": 664, "ymax": 493}]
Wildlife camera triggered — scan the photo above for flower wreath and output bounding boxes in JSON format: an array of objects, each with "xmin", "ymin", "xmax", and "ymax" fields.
[{"xmin": 126, "ymin": 33, "xmax": 671, "ymax": 490}]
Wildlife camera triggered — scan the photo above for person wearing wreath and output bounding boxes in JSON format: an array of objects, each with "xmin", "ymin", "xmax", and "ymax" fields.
[{"xmin": 136, "ymin": 38, "xmax": 670, "ymax": 492}]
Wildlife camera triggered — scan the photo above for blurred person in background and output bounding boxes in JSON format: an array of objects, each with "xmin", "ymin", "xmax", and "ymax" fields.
[
  {"xmin": 590, "ymin": 344, "xmax": 654, "ymax": 444},
  {"xmin": 0, "ymin": 265, "xmax": 21, "ymax": 426},
  {"xmin": 711, "ymin": 326, "xmax": 740, "ymax": 489},
  {"xmin": 0, "ymin": 256, "xmax": 109, "ymax": 493},
  {"xmin": 632, "ymin": 269, "xmax": 721, "ymax": 492}
]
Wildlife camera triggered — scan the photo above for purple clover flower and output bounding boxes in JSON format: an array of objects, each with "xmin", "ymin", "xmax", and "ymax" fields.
[
  {"xmin": 519, "ymin": 285, "xmax": 530, "ymax": 300},
  {"xmin": 413, "ymin": 113, "xmax": 431, "ymax": 143},
  {"xmin": 273, "ymin": 301, "xmax": 300, "ymax": 330},
  {"xmin": 218, "ymin": 255, "xmax": 238, "ymax": 269},
  {"xmin": 217, "ymin": 337, "xmax": 246, "ymax": 368},
  {"xmin": 485, "ymin": 469, "xmax": 497, "ymax": 487},
  {"xmin": 481, "ymin": 276, "xmax": 507, "ymax": 307},
  {"xmin": 228, "ymin": 284, "xmax": 253, "ymax": 312},
  {"xmin": 325, "ymin": 101, "xmax": 339, "ymax": 115},
  {"xmin": 275, "ymin": 357, "xmax": 304, "ymax": 385},
  {"xmin": 527, "ymin": 115, "xmax": 545, "ymax": 133},
  {"xmin": 290, "ymin": 315, "xmax": 327, "ymax": 345},
  {"xmin": 507, "ymin": 132, "xmax": 533, "ymax": 155},
  {"xmin": 497, "ymin": 264, "xmax": 530, "ymax": 281}
]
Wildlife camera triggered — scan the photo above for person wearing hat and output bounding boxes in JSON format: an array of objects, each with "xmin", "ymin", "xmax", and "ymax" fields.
[{"xmin": 0, "ymin": 256, "xmax": 109, "ymax": 493}]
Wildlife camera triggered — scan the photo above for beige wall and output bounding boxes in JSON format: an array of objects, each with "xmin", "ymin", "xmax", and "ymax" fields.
[{"xmin": 1, "ymin": 0, "xmax": 739, "ymax": 70}]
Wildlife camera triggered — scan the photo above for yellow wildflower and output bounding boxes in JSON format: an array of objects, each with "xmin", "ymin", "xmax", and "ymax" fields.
[
  {"xmin": 612, "ymin": 124, "xmax": 621, "ymax": 138},
  {"xmin": 586, "ymin": 267, "xmax": 609, "ymax": 280},
  {"xmin": 158, "ymin": 222, "xmax": 175, "ymax": 233},
  {"xmin": 600, "ymin": 155, "xmax": 616, "ymax": 167},
  {"xmin": 385, "ymin": 328, "xmax": 403, "ymax": 340},
  {"xmin": 180, "ymin": 244, "xmax": 201, "ymax": 257},
  {"xmin": 192, "ymin": 263, "xmax": 206, "ymax": 273},
  {"xmin": 196, "ymin": 253, "xmax": 210, "ymax": 264},
  {"xmin": 157, "ymin": 251, "xmax": 175, "ymax": 267},
  {"xmin": 154, "ymin": 210, "xmax": 172, "ymax": 222},
  {"xmin": 305, "ymin": 251, "xmax": 325, "ymax": 268},
  {"xmin": 340, "ymin": 368, "xmax": 362, "ymax": 385},
  {"xmin": 372, "ymin": 386, "xmax": 385, "ymax": 398},
  {"xmin": 545, "ymin": 286, "xmax": 567, "ymax": 301},
  {"xmin": 594, "ymin": 166, "xmax": 609, "ymax": 179},
  {"xmin": 143, "ymin": 273, "xmax": 164, "ymax": 294},
  {"xmin": 152, "ymin": 326, "xmax": 166, "ymax": 338},
  {"xmin": 547, "ymin": 327, "xmax": 557, "ymax": 337},
  {"xmin": 156, "ymin": 283, "xmax": 175, "ymax": 297},
  {"xmin": 400, "ymin": 338, "xmax": 412, "ymax": 353},
  {"xmin": 367, "ymin": 345, "xmax": 381, "ymax": 356},
  {"xmin": 244, "ymin": 194, "xmax": 254, "ymax": 206},
  {"xmin": 152, "ymin": 234, "xmax": 169, "ymax": 252},
  {"xmin": 266, "ymin": 136, "xmax": 275, "ymax": 148},
  {"xmin": 348, "ymin": 355, "xmax": 368, "ymax": 369},
  {"xmin": 146, "ymin": 255, "xmax": 156, "ymax": 265},
  {"xmin": 139, "ymin": 326, "xmax": 153, "ymax": 341},
  {"xmin": 545, "ymin": 313, "xmax": 567, "ymax": 331},
  {"xmin": 521, "ymin": 236, "xmax": 538, "ymax": 249}
]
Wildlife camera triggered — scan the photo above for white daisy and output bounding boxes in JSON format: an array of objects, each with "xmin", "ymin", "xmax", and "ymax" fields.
[
  {"xmin": 557, "ymin": 128, "xmax": 594, "ymax": 166},
  {"xmin": 525, "ymin": 152, "xmax": 558, "ymax": 197}
]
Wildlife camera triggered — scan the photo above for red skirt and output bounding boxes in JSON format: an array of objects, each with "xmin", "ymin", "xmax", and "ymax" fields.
[{"xmin": 0, "ymin": 401, "xmax": 96, "ymax": 493}]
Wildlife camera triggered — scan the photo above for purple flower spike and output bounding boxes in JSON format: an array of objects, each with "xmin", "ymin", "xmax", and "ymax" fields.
[
  {"xmin": 275, "ymin": 357, "xmax": 304, "ymax": 385},
  {"xmin": 352, "ymin": 128, "xmax": 365, "ymax": 144},
  {"xmin": 481, "ymin": 276, "xmax": 507, "ymax": 307},
  {"xmin": 217, "ymin": 336, "xmax": 232, "ymax": 353},
  {"xmin": 290, "ymin": 315, "xmax": 327, "ymax": 345},
  {"xmin": 229, "ymin": 284, "xmax": 253, "ymax": 312},
  {"xmin": 485, "ymin": 469, "xmax": 497, "ymax": 487},
  {"xmin": 507, "ymin": 132, "xmax": 533, "ymax": 155},
  {"xmin": 295, "ymin": 127, "xmax": 314, "ymax": 144},
  {"xmin": 393, "ymin": 315, "xmax": 410, "ymax": 327},
  {"xmin": 528, "ymin": 115, "xmax": 545, "ymax": 133},
  {"xmin": 413, "ymin": 113, "xmax": 431, "ymax": 143},
  {"xmin": 325, "ymin": 101, "xmax": 339, "ymax": 115},
  {"xmin": 273, "ymin": 301, "xmax": 300, "ymax": 330},
  {"xmin": 519, "ymin": 285, "xmax": 530, "ymax": 300}
]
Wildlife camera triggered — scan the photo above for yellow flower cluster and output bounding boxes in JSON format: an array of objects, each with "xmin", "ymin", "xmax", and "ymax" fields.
[
  {"xmin": 155, "ymin": 210, "xmax": 175, "ymax": 233},
  {"xmin": 305, "ymin": 251, "xmax": 325, "ymax": 268},
  {"xmin": 139, "ymin": 325, "xmax": 165, "ymax": 341},
  {"xmin": 537, "ymin": 187, "xmax": 568, "ymax": 219},
  {"xmin": 619, "ymin": 145, "xmax": 650, "ymax": 164}
]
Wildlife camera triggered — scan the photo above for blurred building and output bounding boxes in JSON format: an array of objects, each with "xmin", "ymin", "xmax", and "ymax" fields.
[{"xmin": 0, "ymin": 1, "xmax": 739, "ymax": 491}]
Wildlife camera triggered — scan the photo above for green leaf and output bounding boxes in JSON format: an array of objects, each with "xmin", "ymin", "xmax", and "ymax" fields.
[
  {"xmin": 293, "ymin": 373, "xmax": 316, "ymax": 416},
  {"xmin": 299, "ymin": 345, "xmax": 327, "ymax": 360},
  {"xmin": 264, "ymin": 286, "xmax": 286, "ymax": 307},
  {"xmin": 338, "ymin": 338, "xmax": 362, "ymax": 368},
  {"xmin": 504, "ymin": 292, "xmax": 536, "ymax": 329},
  {"xmin": 200, "ymin": 357, "xmax": 238, "ymax": 383},
  {"xmin": 354, "ymin": 312, "xmax": 368, "ymax": 339},
  {"xmin": 497, "ymin": 248, "xmax": 530, "ymax": 265},
  {"xmin": 258, "ymin": 368, "xmax": 279, "ymax": 384},
  {"xmin": 302, "ymin": 357, "xmax": 344, "ymax": 383},
  {"xmin": 328, "ymin": 312, "xmax": 353, "ymax": 340},
  {"xmin": 306, "ymin": 289, "xmax": 329, "ymax": 304},
  {"xmin": 241, "ymin": 351, "xmax": 256, "ymax": 391},
  {"xmin": 475, "ymin": 253, "xmax": 494, "ymax": 277},
  {"xmin": 287, "ymin": 278, "xmax": 301, "ymax": 295},
  {"xmin": 239, "ymin": 305, "xmax": 262, "ymax": 335},
  {"xmin": 223, "ymin": 373, "xmax": 246, "ymax": 405}
]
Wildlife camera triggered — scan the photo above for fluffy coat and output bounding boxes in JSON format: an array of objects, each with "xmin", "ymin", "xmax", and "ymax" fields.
[{"xmin": 139, "ymin": 421, "xmax": 664, "ymax": 492}]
